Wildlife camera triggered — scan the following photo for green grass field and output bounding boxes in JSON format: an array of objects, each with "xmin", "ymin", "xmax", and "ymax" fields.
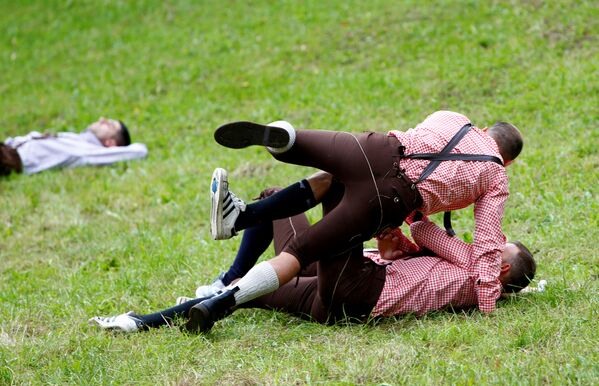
[{"xmin": 1, "ymin": 0, "xmax": 597, "ymax": 384}]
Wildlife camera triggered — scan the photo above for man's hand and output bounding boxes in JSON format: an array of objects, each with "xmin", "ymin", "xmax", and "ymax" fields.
[
  {"xmin": 376, "ymin": 227, "xmax": 421, "ymax": 261},
  {"xmin": 377, "ymin": 230, "xmax": 406, "ymax": 261},
  {"xmin": 254, "ymin": 187, "xmax": 282, "ymax": 200}
]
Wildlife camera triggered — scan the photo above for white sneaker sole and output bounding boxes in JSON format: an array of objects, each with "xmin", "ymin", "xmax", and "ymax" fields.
[{"xmin": 210, "ymin": 168, "xmax": 228, "ymax": 239}]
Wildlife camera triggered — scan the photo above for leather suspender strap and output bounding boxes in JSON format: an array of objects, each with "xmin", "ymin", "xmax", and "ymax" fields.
[
  {"xmin": 404, "ymin": 153, "xmax": 503, "ymax": 164},
  {"xmin": 402, "ymin": 123, "xmax": 504, "ymax": 236},
  {"xmin": 443, "ymin": 211, "xmax": 456, "ymax": 237},
  {"xmin": 408, "ymin": 123, "xmax": 474, "ymax": 185}
]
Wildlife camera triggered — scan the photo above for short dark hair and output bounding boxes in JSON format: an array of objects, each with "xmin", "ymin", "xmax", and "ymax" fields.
[
  {"xmin": 504, "ymin": 241, "xmax": 536, "ymax": 293},
  {"xmin": 116, "ymin": 120, "xmax": 131, "ymax": 146},
  {"xmin": 487, "ymin": 122, "xmax": 523, "ymax": 162}
]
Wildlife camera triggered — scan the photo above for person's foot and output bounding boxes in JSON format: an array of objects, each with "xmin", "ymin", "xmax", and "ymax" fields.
[
  {"xmin": 88, "ymin": 311, "xmax": 143, "ymax": 333},
  {"xmin": 184, "ymin": 287, "xmax": 238, "ymax": 333},
  {"xmin": 214, "ymin": 121, "xmax": 296, "ymax": 154},
  {"xmin": 211, "ymin": 168, "xmax": 246, "ymax": 240},
  {"xmin": 195, "ymin": 272, "xmax": 226, "ymax": 298}
]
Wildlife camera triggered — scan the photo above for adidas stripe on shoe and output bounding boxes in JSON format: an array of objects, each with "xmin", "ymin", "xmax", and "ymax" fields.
[{"xmin": 210, "ymin": 168, "xmax": 246, "ymax": 240}]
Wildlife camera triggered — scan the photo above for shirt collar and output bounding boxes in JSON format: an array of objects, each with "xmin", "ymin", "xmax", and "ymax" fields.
[{"xmin": 81, "ymin": 130, "xmax": 103, "ymax": 146}]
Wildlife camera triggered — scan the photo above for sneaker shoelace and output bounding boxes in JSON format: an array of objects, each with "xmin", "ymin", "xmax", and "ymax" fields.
[
  {"xmin": 98, "ymin": 315, "xmax": 118, "ymax": 324},
  {"xmin": 228, "ymin": 191, "xmax": 246, "ymax": 211}
]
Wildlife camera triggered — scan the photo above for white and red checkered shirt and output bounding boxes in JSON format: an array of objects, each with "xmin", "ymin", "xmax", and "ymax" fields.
[
  {"xmin": 369, "ymin": 221, "xmax": 492, "ymax": 316},
  {"xmin": 388, "ymin": 111, "xmax": 508, "ymax": 313}
]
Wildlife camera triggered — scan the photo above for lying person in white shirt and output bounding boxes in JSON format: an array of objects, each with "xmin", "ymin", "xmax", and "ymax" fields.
[{"xmin": 0, "ymin": 117, "xmax": 148, "ymax": 175}]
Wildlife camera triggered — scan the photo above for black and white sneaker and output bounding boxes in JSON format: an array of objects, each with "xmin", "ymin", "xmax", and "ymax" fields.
[
  {"xmin": 195, "ymin": 272, "xmax": 226, "ymax": 298},
  {"xmin": 88, "ymin": 311, "xmax": 143, "ymax": 333},
  {"xmin": 211, "ymin": 168, "xmax": 246, "ymax": 240},
  {"xmin": 214, "ymin": 120, "xmax": 296, "ymax": 154}
]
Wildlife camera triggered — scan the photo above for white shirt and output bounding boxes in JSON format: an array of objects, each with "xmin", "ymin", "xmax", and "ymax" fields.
[{"xmin": 4, "ymin": 131, "xmax": 148, "ymax": 175}]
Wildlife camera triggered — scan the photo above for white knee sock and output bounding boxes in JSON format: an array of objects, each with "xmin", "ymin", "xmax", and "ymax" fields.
[{"xmin": 228, "ymin": 261, "xmax": 280, "ymax": 305}]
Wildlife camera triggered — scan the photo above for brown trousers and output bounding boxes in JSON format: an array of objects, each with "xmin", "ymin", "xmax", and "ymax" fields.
[
  {"xmin": 245, "ymin": 180, "xmax": 387, "ymax": 323},
  {"xmin": 273, "ymin": 130, "xmax": 422, "ymax": 267}
]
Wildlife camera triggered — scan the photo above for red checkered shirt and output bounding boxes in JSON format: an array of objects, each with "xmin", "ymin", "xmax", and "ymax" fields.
[
  {"xmin": 388, "ymin": 111, "xmax": 508, "ymax": 313},
  {"xmin": 369, "ymin": 221, "xmax": 489, "ymax": 316}
]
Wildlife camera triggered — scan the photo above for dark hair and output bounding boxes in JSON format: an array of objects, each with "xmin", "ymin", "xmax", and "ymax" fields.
[
  {"xmin": 504, "ymin": 241, "xmax": 536, "ymax": 293},
  {"xmin": 487, "ymin": 122, "xmax": 523, "ymax": 162},
  {"xmin": 116, "ymin": 120, "xmax": 132, "ymax": 146},
  {"xmin": 0, "ymin": 143, "xmax": 23, "ymax": 176}
]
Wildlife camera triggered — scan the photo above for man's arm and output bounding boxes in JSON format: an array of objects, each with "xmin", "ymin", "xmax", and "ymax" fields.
[
  {"xmin": 75, "ymin": 143, "xmax": 148, "ymax": 167},
  {"xmin": 472, "ymin": 178, "xmax": 509, "ymax": 313},
  {"xmin": 409, "ymin": 220, "xmax": 472, "ymax": 269},
  {"xmin": 4, "ymin": 131, "xmax": 46, "ymax": 148}
]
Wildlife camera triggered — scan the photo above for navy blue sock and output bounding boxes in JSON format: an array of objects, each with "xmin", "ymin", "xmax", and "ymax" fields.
[
  {"xmin": 234, "ymin": 179, "xmax": 316, "ymax": 231},
  {"xmin": 222, "ymin": 221, "xmax": 273, "ymax": 285},
  {"xmin": 136, "ymin": 296, "xmax": 211, "ymax": 328}
]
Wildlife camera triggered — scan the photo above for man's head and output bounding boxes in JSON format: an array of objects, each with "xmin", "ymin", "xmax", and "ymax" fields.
[
  {"xmin": 486, "ymin": 122, "xmax": 523, "ymax": 165},
  {"xmin": 498, "ymin": 241, "xmax": 536, "ymax": 293},
  {"xmin": 87, "ymin": 117, "xmax": 131, "ymax": 147}
]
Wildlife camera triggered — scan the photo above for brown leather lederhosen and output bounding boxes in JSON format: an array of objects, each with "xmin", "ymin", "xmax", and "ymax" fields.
[
  {"xmin": 271, "ymin": 129, "xmax": 423, "ymax": 268},
  {"xmin": 245, "ymin": 179, "xmax": 387, "ymax": 323}
]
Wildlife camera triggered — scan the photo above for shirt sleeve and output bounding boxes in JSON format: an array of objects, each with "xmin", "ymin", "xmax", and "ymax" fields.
[
  {"xmin": 75, "ymin": 143, "xmax": 148, "ymax": 167},
  {"xmin": 472, "ymin": 177, "xmax": 509, "ymax": 313},
  {"xmin": 410, "ymin": 221, "xmax": 472, "ymax": 269}
]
